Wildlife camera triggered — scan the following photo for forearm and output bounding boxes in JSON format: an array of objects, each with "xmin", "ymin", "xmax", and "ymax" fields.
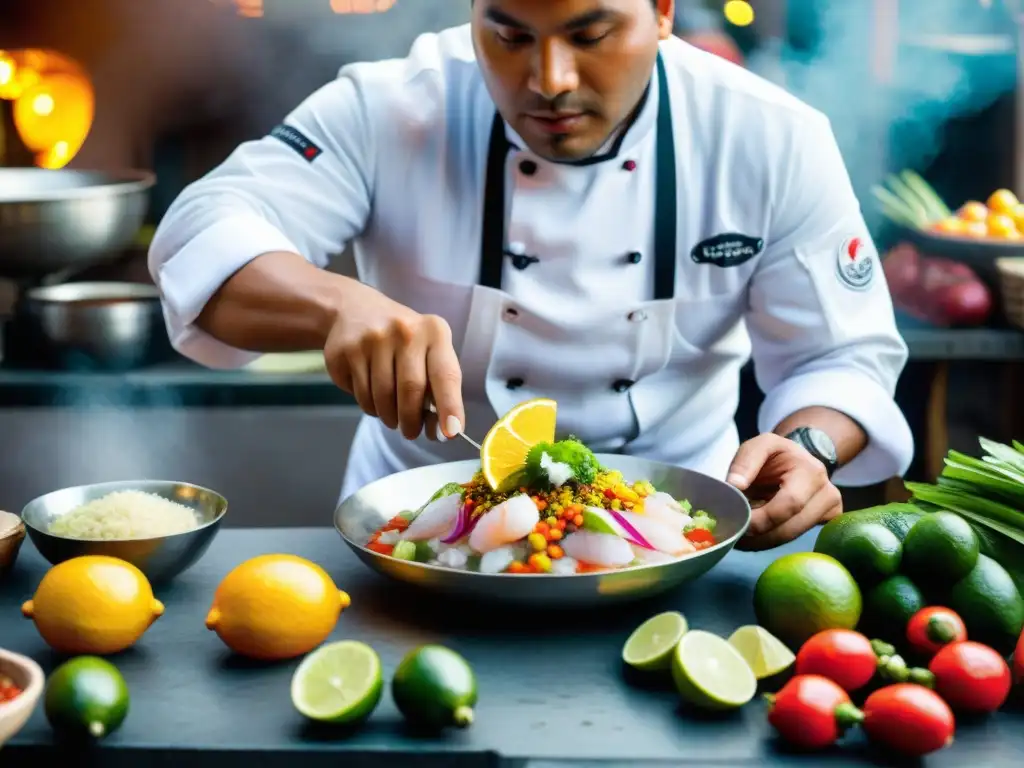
[
  {"xmin": 772, "ymin": 406, "xmax": 868, "ymax": 466},
  {"xmin": 195, "ymin": 251, "xmax": 349, "ymax": 353}
]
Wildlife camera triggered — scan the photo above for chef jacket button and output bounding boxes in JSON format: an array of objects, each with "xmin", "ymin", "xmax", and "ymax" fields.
[
  {"xmin": 503, "ymin": 307, "xmax": 519, "ymax": 321},
  {"xmin": 622, "ymin": 160, "xmax": 637, "ymax": 172},
  {"xmin": 628, "ymin": 310, "xmax": 648, "ymax": 323},
  {"xmin": 519, "ymin": 159, "xmax": 538, "ymax": 176},
  {"xmin": 511, "ymin": 254, "xmax": 534, "ymax": 270},
  {"xmin": 626, "ymin": 251, "xmax": 643, "ymax": 264},
  {"xmin": 507, "ymin": 377, "xmax": 525, "ymax": 390},
  {"xmin": 612, "ymin": 379, "xmax": 634, "ymax": 393}
]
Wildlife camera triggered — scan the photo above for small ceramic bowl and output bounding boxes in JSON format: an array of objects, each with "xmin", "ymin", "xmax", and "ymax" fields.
[
  {"xmin": 0, "ymin": 511, "xmax": 26, "ymax": 580},
  {"xmin": 0, "ymin": 649, "xmax": 45, "ymax": 748}
]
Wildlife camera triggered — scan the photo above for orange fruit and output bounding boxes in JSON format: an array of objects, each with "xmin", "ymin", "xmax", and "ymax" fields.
[
  {"xmin": 205, "ymin": 554, "xmax": 351, "ymax": 661},
  {"xmin": 480, "ymin": 397, "xmax": 557, "ymax": 490},
  {"xmin": 987, "ymin": 189, "xmax": 1020, "ymax": 215},
  {"xmin": 958, "ymin": 201, "xmax": 990, "ymax": 222},
  {"xmin": 961, "ymin": 220, "xmax": 989, "ymax": 238},
  {"xmin": 22, "ymin": 555, "xmax": 164, "ymax": 655},
  {"xmin": 987, "ymin": 213, "xmax": 1019, "ymax": 239},
  {"xmin": 931, "ymin": 217, "xmax": 968, "ymax": 236}
]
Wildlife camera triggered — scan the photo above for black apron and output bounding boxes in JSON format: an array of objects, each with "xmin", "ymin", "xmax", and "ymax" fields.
[{"xmin": 477, "ymin": 52, "xmax": 677, "ymax": 301}]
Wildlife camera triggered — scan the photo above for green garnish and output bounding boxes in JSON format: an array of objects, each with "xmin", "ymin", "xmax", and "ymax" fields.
[{"xmin": 524, "ymin": 438, "xmax": 600, "ymax": 487}]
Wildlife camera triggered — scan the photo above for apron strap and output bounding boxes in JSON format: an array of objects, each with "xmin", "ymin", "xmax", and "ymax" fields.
[{"xmin": 478, "ymin": 51, "xmax": 676, "ymax": 300}]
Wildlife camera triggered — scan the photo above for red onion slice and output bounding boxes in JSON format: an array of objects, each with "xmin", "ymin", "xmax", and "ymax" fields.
[
  {"xmin": 608, "ymin": 509, "xmax": 654, "ymax": 550},
  {"xmin": 441, "ymin": 503, "xmax": 478, "ymax": 544}
]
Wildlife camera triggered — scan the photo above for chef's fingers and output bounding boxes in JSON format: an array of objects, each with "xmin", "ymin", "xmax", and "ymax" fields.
[
  {"xmin": 726, "ymin": 433, "xmax": 790, "ymax": 490},
  {"xmin": 396, "ymin": 337, "xmax": 429, "ymax": 440},
  {"xmin": 744, "ymin": 466, "xmax": 824, "ymax": 539},
  {"xmin": 423, "ymin": 317, "xmax": 464, "ymax": 438},
  {"xmin": 737, "ymin": 482, "xmax": 842, "ymax": 552},
  {"xmin": 370, "ymin": 342, "xmax": 399, "ymax": 431},
  {"xmin": 347, "ymin": 351, "xmax": 376, "ymax": 418}
]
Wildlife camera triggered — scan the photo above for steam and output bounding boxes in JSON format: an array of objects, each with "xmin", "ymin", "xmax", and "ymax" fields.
[{"xmin": 746, "ymin": 0, "xmax": 1019, "ymax": 218}]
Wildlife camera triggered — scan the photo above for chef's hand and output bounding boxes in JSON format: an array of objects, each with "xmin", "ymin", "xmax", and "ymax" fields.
[
  {"xmin": 726, "ymin": 434, "xmax": 843, "ymax": 551},
  {"xmin": 322, "ymin": 281, "xmax": 465, "ymax": 441}
]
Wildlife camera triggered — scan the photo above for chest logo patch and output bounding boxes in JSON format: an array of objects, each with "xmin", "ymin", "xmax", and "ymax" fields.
[
  {"xmin": 269, "ymin": 124, "xmax": 323, "ymax": 162},
  {"xmin": 836, "ymin": 236, "xmax": 875, "ymax": 291},
  {"xmin": 690, "ymin": 233, "xmax": 764, "ymax": 268}
]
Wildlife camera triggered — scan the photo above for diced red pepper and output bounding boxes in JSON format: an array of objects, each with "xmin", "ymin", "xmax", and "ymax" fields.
[
  {"xmin": 603, "ymin": 488, "xmax": 617, "ymax": 499},
  {"xmin": 685, "ymin": 528, "xmax": 715, "ymax": 548},
  {"xmin": 367, "ymin": 541, "xmax": 395, "ymax": 556}
]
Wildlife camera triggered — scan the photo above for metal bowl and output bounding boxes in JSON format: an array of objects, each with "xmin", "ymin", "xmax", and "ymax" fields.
[
  {"xmin": 0, "ymin": 169, "xmax": 154, "ymax": 280},
  {"xmin": 21, "ymin": 480, "xmax": 228, "ymax": 584},
  {"xmin": 335, "ymin": 455, "xmax": 752, "ymax": 608},
  {"xmin": 7, "ymin": 281, "xmax": 175, "ymax": 371}
]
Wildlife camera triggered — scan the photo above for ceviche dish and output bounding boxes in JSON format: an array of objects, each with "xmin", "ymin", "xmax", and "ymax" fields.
[{"xmin": 365, "ymin": 399, "xmax": 717, "ymax": 576}]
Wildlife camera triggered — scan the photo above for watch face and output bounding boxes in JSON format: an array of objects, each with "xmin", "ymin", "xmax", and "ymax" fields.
[{"xmin": 806, "ymin": 428, "xmax": 838, "ymax": 464}]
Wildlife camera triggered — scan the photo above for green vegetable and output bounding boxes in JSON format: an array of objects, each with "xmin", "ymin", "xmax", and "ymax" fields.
[
  {"xmin": 905, "ymin": 437, "xmax": 1024, "ymax": 595},
  {"xmin": 523, "ymin": 438, "xmax": 600, "ymax": 487},
  {"xmin": 871, "ymin": 169, "xmax": 952, "ymax": 230},
  {"xmin": 392, "ymin": 541, "xmax": 417, "ymax": 561},
  {"xmin": 686, "ymin": 511, "xmax": 716, "ymax": 533},
  {"xmin": 428, "ymin": 482, "xmax": 465, "ymax": 504}
]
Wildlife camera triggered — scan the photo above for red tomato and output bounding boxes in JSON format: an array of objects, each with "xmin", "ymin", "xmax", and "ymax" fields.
[
  {"xmin": 766, "ymin": 674, "xmax": 863, "ymax": 750},
  {"xmin": 795, "ymin": 629, "xmax": 878, "ymax": 692},
  {"xmin": 684, "ymin": 528, "xmax": 715, "ymax": 547},
  {"xmin": 929, "ymin": 641, "xmax": 1011, "ymax": 713},
  {"xmin": 862, "ymin": 684, "xmax": 955, "ymax": 757},
  {"xmin": 906, "ymin": 607, "xmax": 967, "ymax": 657}
]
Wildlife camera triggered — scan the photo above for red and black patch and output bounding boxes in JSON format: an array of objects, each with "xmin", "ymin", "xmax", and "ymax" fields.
[{"xmin": 269, "ymin": 124, "xmax": 323, "ymax": 162}]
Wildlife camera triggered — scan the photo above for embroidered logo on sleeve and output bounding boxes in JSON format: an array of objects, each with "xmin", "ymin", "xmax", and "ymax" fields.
[
  {"xmin": 269, "ymin": 124, "xmax": 323, "ymax": 162},
  {"xmin": 690, "ymin": 233, "xmax": 765, "ymax": 268},
  {"xmin": 836, "ymin": 236, "xmax": 876, "ymax": 291}
]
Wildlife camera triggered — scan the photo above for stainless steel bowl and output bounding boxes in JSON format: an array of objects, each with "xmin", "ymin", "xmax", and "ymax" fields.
[
  {"xmin": 335, "ymin": 455, "xmax": 752, "ymax": 608},
  {"xmin": 0, "ymin": 169, "xmax": 154, "ymax": 280},
  {"xmin": 21, "ymin": 480, "xmax": 228, "ymax": 584},
  {"xmin": 9, "ymin": 281, "xmax": 175, "ymax": 370}
]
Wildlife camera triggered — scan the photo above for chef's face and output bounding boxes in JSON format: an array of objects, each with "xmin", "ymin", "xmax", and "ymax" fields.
[{"xmin": 472, "ymin": 0, "xmax": 674, "ymax": 162}]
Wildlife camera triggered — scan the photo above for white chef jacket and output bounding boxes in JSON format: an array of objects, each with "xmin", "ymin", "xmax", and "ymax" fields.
[{"xmin": 149, "ymin": 24, "xmax": 914, "ymax": 504}]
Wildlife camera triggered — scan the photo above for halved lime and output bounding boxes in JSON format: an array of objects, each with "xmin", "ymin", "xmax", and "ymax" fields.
[
  {"xmin": 727, "ymin": 625, "xmax": 795, "ymax": 680},
  {"xmin": 671, "ymin": 630, "xmax": 757, "ymax": 711},
  {"xmin": 291, "ymin": 641, "xmax": 384, "ymax": 724},
  {"xmin": 622, "ymin": 611, "xmax": 689, "ymax": 671}
]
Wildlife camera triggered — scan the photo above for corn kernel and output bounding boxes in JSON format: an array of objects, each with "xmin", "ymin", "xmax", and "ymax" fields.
[
  {"xmin": 528, "ymin": 553, "xmax": 552, "ymax": 572},
  {"xmin": 545, "ymin": 516, "xmax": 558, "ymax": 528},
  {"xmin": 528, "ymin": 533, "xmax": 547, "ymax": 551}
]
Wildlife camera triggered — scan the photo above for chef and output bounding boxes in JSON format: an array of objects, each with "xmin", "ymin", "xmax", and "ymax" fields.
[{"xmin": 149, "ymin": 0, "xmax": 913, "ymax": 550}]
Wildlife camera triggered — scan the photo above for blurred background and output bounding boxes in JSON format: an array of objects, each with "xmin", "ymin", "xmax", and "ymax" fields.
[{"xmin": 0, "ymin": 0, "xmax": 1022, "ymax": 525}]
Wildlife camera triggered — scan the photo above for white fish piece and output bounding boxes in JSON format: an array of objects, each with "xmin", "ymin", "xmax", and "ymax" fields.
[
  {"xmin": 630, "ymin": 544, "xmax": 678, "ymax": 564},
  {"xmin": 478, "ymin": 547, "xmax": 516, "ymax": 574},
  {"xmin": 401, "ymin": 493, "xmax": 462, "ymax": 542},
  {"xmin": 642, "ymin": 492, "xmax": 693, "ymax": 531},
  {"xmin": 614, "ymin": 508, "xmax": 695, "ymax": 556},
  {"xmin": 468, "ymin": 494, "xmax": 540, "ymax": 554},
  {"xmin": 436, "ymin": 547, "xmax": 469, "ymax": 569},
  {"xmin": 561, "ymin": 531, "xmax": 635, "ymax": 568},
  {"xmin": 551, "ymin": 556, "xmax": 579, "ymax": 575},
  {"xmin": 377, "ymin": 530, "xmax": 403, "ymax": 546}
]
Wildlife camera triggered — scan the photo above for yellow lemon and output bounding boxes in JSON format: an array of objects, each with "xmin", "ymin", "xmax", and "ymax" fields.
[
  {"xmin": 205, "ymin": 554, "xmax": 350, "ymax": 661},
  {"xmin": 480, "ymin": 398, "xmax": 557, "ymax": 490},
  {"xmin": 22, "ymin": 555, "xmax": 164, "ymax": 655}
]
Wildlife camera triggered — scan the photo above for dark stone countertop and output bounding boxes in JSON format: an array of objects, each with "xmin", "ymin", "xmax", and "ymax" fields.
[{"xmin": 1, "ymin": 528, "xmax": 1022, "ymax": 767}]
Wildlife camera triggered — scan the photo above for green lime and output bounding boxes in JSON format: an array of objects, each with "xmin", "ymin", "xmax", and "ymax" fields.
[
  {"xmin": 44, "ymin": 656, "xmax": 129, "ymax": 740},
  {"xmin": 392, "ymin": 645, "xmax": 478, "ymax": 730},
  {"xmin": 815, "ymin": 504, "xmax": 924, "ymax": 555},
  {"xmin": 860, "ymin": 575, "xmax": 925, "ymax": 643},
  {"xmin": 291, "ymin": 641, "xmax": 383, "ymax": 724},
  {"xmin": 581, "ymin": 507, "xmax": 618, "ymax": 536},
  {"xmin": 902, "ymin": 512, "xmax": 979, "ymax": 585},
  {"xmin": 754, "ymin": 552, "xmax": 862, "ymax": 648},
  {"xmin": 727, "ymin": 625, "xmax": 795, "ymax": 680},
  {"xmin": 621, "ymin": 611, "xmax": 689, "ymax": 672},
  {"xmin": 949, "ymin": 555, "xmax": 1024, "ymax": 655},
  {"xmin": 671, "ymin": 630, "xmax": 757, "ymax": 711},
  {"xmin": 814, "ymin": 522, "xmax": 902, "ymax": 586}
]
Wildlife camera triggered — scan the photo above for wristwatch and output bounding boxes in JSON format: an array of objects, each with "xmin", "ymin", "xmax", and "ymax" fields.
[{"xmin": 786, "ymin": 427, "xmax": 839, "ymax": 478}]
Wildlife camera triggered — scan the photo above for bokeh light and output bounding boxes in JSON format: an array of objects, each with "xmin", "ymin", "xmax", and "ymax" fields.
[{"xmin": 724, "ymin": 0, "xmax": 755, "ymax": 28}]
